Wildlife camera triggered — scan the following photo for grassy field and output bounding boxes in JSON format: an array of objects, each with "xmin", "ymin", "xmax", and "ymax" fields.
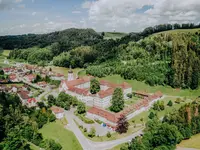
[
  {"xmin": 153, "ymin": 28, "xmax": 200, "ymax": 36},
  {"xmin": 0, "ymin": 50, "xmax": 14, "ymax": 68},
  {"xmin": 45, "ymin": 66, "xmax": 82, "ymax": 77},
  {"xmin": 178, "ymin": 133, "xmax": 200, "ymax": 149},
  {"xmin": 39, "ymin": 120, "xmax": 82, "ymax": 150},
  {"xmin": 100, "ymin": 75, "xmax": 200, "ymax": 97},
  {"xmin": 109, "ymin": 143, "xmax": 128, "ymax": 150},
  {"xmin": 103, "ymin": 32, "xmax": 127, "ymax": 40}
]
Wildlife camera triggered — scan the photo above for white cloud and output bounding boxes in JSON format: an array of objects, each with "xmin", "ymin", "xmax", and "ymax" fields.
[
  {"xmin": 32, "ymin": 12, "xmax": 36, "ymax": 16},
  {"xmin": 86, "ymin": 0, "xmax": 200, "ymax": 32},
  {"xmin": 19, "ymin": 24, "xmax": 26, "ymax": 28},
  {"xmin": 32, "ymin": 23, "xmax": 40, "ymax": 27},
  {"xmin": 44, "ymin": 17, "xmax": 48, "ymax": 21},
  {"xmin": 72, "ymin": 10, "xmax": 81, "ymax": 14},
  {"xmin": 82, "ymin": 1, "xmax": 93, "ymax": 9}
]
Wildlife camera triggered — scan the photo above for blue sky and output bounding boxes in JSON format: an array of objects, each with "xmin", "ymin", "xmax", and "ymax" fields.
[{"xmin": 0, "ymin": 0, "xmax": 200, "ymax": 35}]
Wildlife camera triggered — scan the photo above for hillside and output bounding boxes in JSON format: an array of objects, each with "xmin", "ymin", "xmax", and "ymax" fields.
[{"xmin": 0, "ymin": 28, "xmax": 103, "ymax": 50}]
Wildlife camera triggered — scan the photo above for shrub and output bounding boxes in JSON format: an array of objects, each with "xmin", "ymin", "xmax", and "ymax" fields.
[
  {"xmin": 76, "ymin": 113, "xmax": 95, "ymax": 124},
  {"xmin": 167, "ymin": 100, "xmax": 173, "ymax": 107},
  {"xmin": 94, "ymin": 119, "xmax": 103, "ymax": 124},
  {"xmin": 127, "ymin": 93, "xmax": 133, "ymax": 98},
  {"xmin": 175, "ymin": 98, "xmax": 181, "ymax": 104},
  {"xmin": 88, "ymin": 127, "xmax": 96, "ymax": 138},
  {"xmin": 84, "ymin": 128, "xmax": 87, "ymax": 132},
  {"xmin": 106, "ymin": 131, "xmax": 111, "ymax": 138}
]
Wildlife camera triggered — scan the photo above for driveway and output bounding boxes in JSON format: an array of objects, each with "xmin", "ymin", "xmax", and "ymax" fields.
[{"xmin": 65, "ymin": 109, "xmax": 143, "ymax": 150}]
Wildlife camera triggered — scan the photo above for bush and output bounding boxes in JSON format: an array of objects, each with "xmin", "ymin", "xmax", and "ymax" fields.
[
  {"xmin": 106, "ymin": 131, "xmax": 111, "ymax": 138},
  {"xmin": 88, "ymin": 127, "xmax": 96, "ymax": 138},
  {"xmin": 175, "ymin": 98, "xmax": 181, "ymax": 104},
  {"xmin": 75, "ymin": 112, "xmax": 95, "ymax": 124},
  {"xmin": 167, "ymin": 100, "xmax": 173, "ymax": 107},
  {"xmin": 127, "ymin": 93, "xmax": 133, "ymax": 98},
  {"xmin": 94, "ymin": 119, "xmax": 103, "ymax": 124},
  {"xmin": 84, "ymin": 128, "xmax": 87, "ymax": 132}
]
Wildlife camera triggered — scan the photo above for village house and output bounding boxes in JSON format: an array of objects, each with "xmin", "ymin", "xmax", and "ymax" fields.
[
  {"xmin": 24, "ymin": 74, "xmax": 36, "ymax": 82},
  {"xmin": 50, "ymin": 106, "xmax": 65, "ymax": 119},
  {"xmin": 9, "ymin": 74, "xmax": 19, "ymax": 82},
  {"xmin": 27, "ymin": 98, "xmax": 37, "ymax": 107},
  {"xmin": 50, "ymin": 73, "xmax": 65, "ymax": 81},
  {"xmin": 37, "ymin": 81, "xmax": 47, "ymax": 88},
  {"xmin": 18, "ymin": 90, "xmax": 30, "ymax": 105},
  {"xmin": 59, "ymin": 70, "xmax": 132, "ymax": 108}
]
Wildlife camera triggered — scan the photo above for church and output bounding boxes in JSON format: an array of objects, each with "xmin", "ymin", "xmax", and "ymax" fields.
[{"xmin": 59, "ymin": 68, "xmax": 132, "ymax": 108}]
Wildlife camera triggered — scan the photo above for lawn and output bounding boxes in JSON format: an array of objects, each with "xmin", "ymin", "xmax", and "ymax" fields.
[
  {"xmin": 125, "ymin": 97, "xmax": 140, "ymax": 105},
  {"xmin": 178, "ymin": 133, "xmax": 200, "ymax": 149},
  {"xmin": 45, "ymin": 66, "xmax": 82, "ymax": 77},
  {"xmin": 129, "ymin": 97, "xmax": 193, "ymax": 124},
  {"xmin": 100, "ymin": 75, "xmax": 200, "ymax": 97},
  {"xmin": 39, "ymin": 120, "xmax": 82, "ymax": 150},
  {"xmin": 109, "ymin": 143, "xmax": 128, "ymax": 150}
]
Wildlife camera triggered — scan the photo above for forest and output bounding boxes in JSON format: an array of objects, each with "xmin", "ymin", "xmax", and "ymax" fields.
[
  {"xmin": 0, "ymin": 92, "xmax": 62, "ymax": 150},
  {"xmin": 122, "ymin": 100, "xmax": 200, "ymax": 150},
  {"xmin": 5, "ymin": 23, "xmax": 200, "ymax": 89}
]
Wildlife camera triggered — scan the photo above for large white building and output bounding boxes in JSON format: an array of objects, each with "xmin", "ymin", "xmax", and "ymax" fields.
[{"xmin": 59, "ymin": 71, "xmax": 132, "ymax": 108}]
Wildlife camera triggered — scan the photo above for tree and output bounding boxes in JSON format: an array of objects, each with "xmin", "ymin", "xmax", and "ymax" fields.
[
  {"xmin": 148, "ymin": 112, "xmax": 155, "ymax": 119},
  {"xmin": 77, "ymin": 102, "xmax": 86, "ymax": 114},
  {"xmin": 90, "ymin": 78, "xmax": 100, "ymax": 94},
  {"xmin": 88, "ymin": 127, "xmax": 96, "ymax": 138},
  {"xmin": 47, "ymin": 95, "xmax": 56, "ymax": 107},
  {"xmin": 167, "ymin": 100, "xmax": 173, "ymax": 107},
  {"xmin": 116, "ymin": 115, "xmax": 129, "ymax": 134},
  {"xmin": 106, "ymin": 131, "xmax": 111, "ymax": 138},
  {"xmin": 110, "ymin": 88, "xmax": 124, "ymax": 112}
]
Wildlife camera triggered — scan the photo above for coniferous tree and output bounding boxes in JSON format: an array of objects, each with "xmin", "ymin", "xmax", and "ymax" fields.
[
  {"xmin": 90, "ymin": 78, "xmax": 100, "ymax": 94},
  {"xmin": 110, "ymin": 88, "xmax": 124, "ymax": 112}
]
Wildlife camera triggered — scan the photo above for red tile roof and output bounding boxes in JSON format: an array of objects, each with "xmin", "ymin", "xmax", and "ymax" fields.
[
  {"xmin": 27, "ymin": 98, "xmax": 37, "ymax": 103},
  {"xmin": 37, "ymin": 81, "xmax": 47, "ymax": 86},
  {"xmin": 50, "ymin": 106, "xmax": 64, "ymax": 114},
  {"xmin": 133, "ymin": 91, "xmax": 149, "ymax": 97},
  {"xmin": 88, "ymin": 107, "xmax": 119, "ymax": 123},
  {"xmin": 18, "ymin": 91, "xmax": 30, "ymax": 99},
  {"xmin": 98, "ymin": 88, "xmax": 114, "ymax": 98}
]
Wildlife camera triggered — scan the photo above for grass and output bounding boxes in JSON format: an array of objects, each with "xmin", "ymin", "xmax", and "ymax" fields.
[
  {"xmin": 125, "ymin": 97, "xmax": 140, "ymax": 105},
  {"xmin": 29, "ymin": 142, "xmax": 40, "ymax": 150},
  {"xmin": 100, "ymin": 75, "xmax": 200, "ymax": 97},
  {"xmin": 178, "ymin": 133, "xmax": 200, "ymax": 149},
  {"xmin": 109, "ymin": 143, "xmax": 128, "ymax": 150},
  {"xmin": 103, "ymin": 32, "xmax": 127, "ymax": 40},
  {"xmin": 39, "ymin": 120, "xmax": 82, "ymax": 150},
  {"xmin": 153, "ymin": 28, "xmax": 200, "ymax": 36},
  {"xmin": 0, "ymin": 50, "xmax": 14, "ymax": 68},
  {"xmin": 45, "ymin": 66, "xmax": 81, "ymax": 77}
]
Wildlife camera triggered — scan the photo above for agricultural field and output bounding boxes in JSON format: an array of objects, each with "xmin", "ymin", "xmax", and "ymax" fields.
[
  {"xmin": 0, "ymin": 50, "xmax": 14, "ymax": 68},
  {"xmin": 103, "ymin": 32, "xmax": 127, "ymax": 40},
  {"xmin": 39, "ymin": 120, "xmax": 82, "ymax": 150}
]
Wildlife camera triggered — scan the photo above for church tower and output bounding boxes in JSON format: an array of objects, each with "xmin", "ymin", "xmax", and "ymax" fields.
[{"xmin": 68, "ymin": 66, "xmax": 74, "ymax": 81}]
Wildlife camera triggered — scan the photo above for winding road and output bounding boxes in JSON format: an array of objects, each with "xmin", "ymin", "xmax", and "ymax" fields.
[{"xmin": 65, "ymin": 110, "xmax": 143, "ymax": 150}]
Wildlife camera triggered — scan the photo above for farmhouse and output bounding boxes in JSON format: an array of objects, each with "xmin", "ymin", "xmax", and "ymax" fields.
[
  {"xmin": 50, "ymin": 106, "xmax": 65, "ymax": 119},
  {"xmin": 59, "ymin": 70, "xmax": 132, "ymax": 108},
  {"xmin": 9, "ymin": 74, "xmax": 19, "ymax": 82},
  {"xmin": 24, "ymin": 74, "xmax": 36, "ymax": 82},
  {"xmin": 27, "ymin": 98, "xmax": 37, "ymax": 107}
]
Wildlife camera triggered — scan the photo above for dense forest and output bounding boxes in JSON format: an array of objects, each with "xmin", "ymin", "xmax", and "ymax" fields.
[
  {"xmin": 5, "ymin": 23, "xmax": 200, "ymax": 89},
  {"xmin": 122, "ymin": 100, "xmax": 200, "ymax": 150},
  {"xmin": 0, "ymin": 92, "xmax": 62, "ymax": 150}
]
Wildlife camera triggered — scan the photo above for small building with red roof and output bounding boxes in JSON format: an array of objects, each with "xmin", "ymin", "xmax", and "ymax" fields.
[
  {"xmin": 50, "ymin": 106, "xmax": 65, "ymax": 119},
  {"xmin": 37, "ymin": 81, "xmax": 47, "ymax": 88},
  {"xmin": 27, "ymin": 98, "xmax": 37, "ymax": 107},
  {"xmin": 24, "ymin": 74, "xmax": 36, "ymax": 82},
  {"xmin": 9, "ymin": 74, "xmax": 19, "ymax": 82}
]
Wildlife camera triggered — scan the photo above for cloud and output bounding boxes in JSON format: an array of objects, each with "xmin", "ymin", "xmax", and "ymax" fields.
[
  {"xmin": 32, "ymin": 12, "xmax": 36, "ymax": 16},
  {"xmin": 82, "ymin": 1, "xmax": 93, "ymax": 9},
  {"xmin": 72, "ymin": 10, "xmax": 81, "ymax": 14},
  {"xmin": 32, "ymin": 23, "xmax": 40, "ymax": 27},
  {"xmin": 19, "ymin": 24, "xmax": 26, "ymax": 28},
  {"xmin": 86, "ymin": 0, "xmax": 200, "ymax": 32},
  {"xmin": 17, "ymin": 4, "xmax": 25, "ymax": 8}
]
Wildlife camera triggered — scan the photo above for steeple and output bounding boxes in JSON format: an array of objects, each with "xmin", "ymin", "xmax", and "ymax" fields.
[{"xmin": 68, "ymin": 65, "xmax": 74, "ymax": 81}]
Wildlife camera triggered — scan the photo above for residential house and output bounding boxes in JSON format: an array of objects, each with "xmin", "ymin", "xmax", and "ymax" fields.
[{"xmin": 50, "ymin": 106, "xmax": 65, "ymax": 119}]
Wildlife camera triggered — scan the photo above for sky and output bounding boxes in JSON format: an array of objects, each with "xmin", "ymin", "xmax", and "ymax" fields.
[{"xmin": 0, "ymin": 0, "xmax": 200, "ymax": 35}]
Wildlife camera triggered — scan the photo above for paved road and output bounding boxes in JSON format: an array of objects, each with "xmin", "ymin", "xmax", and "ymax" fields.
[{"xmin": 65, "ymin": 110, "xmax": 143, "ymax": 150}]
